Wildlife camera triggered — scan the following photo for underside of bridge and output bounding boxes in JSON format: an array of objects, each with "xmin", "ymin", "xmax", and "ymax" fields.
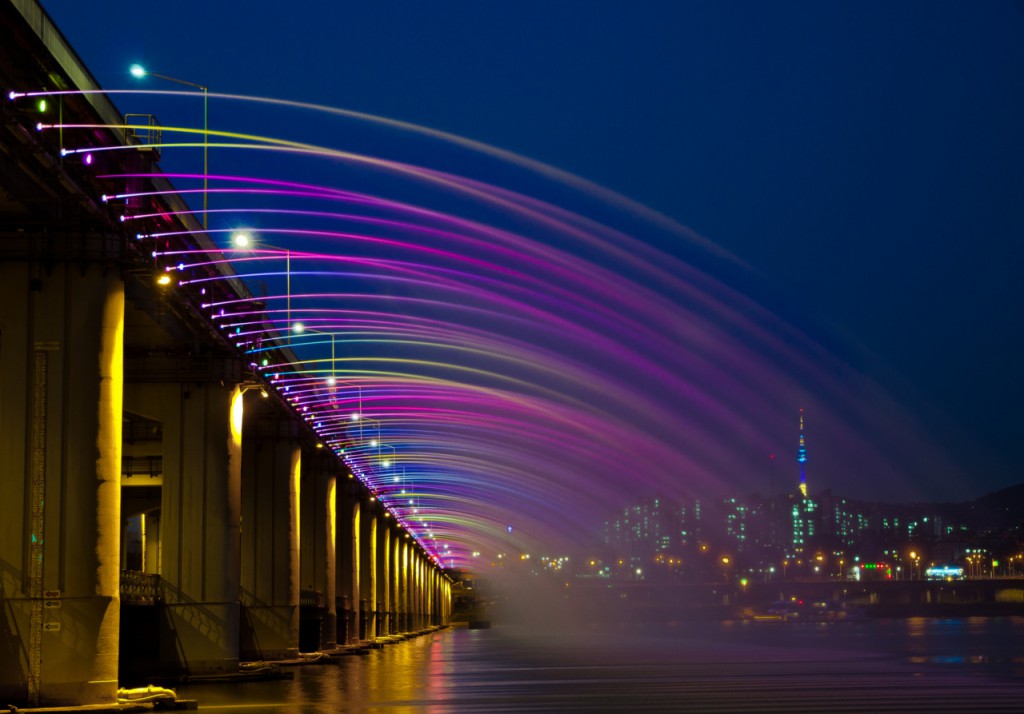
[{"xmin": 0, "ymin": 1, "xmax": 450, "ymax": 706}]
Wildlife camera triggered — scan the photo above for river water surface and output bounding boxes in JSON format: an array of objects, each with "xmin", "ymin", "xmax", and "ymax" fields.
[{"xmin": 178, "ymin": 618, "xmax": 1024, "ymax": 712}]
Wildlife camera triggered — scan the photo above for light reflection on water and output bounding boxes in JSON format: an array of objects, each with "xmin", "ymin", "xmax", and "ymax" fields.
[{"xmin": 179, "ymin": 618, "xmax": 1024, "ymax": 713}]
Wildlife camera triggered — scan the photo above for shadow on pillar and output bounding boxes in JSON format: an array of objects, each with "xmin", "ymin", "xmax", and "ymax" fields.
[
  {"xmin": 298, "ymin": 589, "xmax": 325, "ymax": 653},
  {"xmin": 121, "ymin": 574, "xmax": 240, "ymax": 681},
  {"xmin": 239, "ymin": 589, "xmax": 298, "ymax": 661},
  {"xmin": 336, "ymin": 596, "xmax": 355, "ymax": 646},
  {"xmin": 358, "ymin": 599, "xmax": 369, "ymax": 641},
  {"xmin": 0, "ymin": 567, "xmax": 27, "ymax": 703}
]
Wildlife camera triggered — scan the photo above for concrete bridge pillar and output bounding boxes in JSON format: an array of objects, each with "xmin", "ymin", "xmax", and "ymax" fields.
[
  {"xmin": 429, "ymin": 569, "xmax": 437, "ymax": 626},
  {"xmin": 420, "ymin": 554, "xmax": 429, "ymax": 628},
  {"xmin": 299, "ymin": 448, "xmax": 336, "ymax": 651},
  {"xmin": 420, "ymin": 553, "xmax": 429, "ymax": 629},
  {"xmin": 410, "ymin": 550, "xmax": 421, "ymax": 630},
  {"xmin": 376, "ymin": 518, "xmax": 391, "ymax": 637},
  {"xmin": 359, "ymin": 508, "xmax": 377, "ymax": 640},
  {"xmin": 442, "ymin": 577, "xmax": 450, "ymax": 624},
  {"xmin": 400, "ymin": 537, "xmax": 411, "ymax": 632},
  {"xmin": 0, "ymin": 262, "xmax": 123, "ymax": 706},
  {"xmin": 336, "ymin": 484, "xmax": 360, "ymax": 645},
  {"xmin": 415, "ymin": 553, "xmax": 423, "ymax": 626},
  {"xmin": 123, "ymin": 380, "xmax": 244, "ymax": 676},
  {"xmin": 239, "ymin": 431, "xmax": 301, "ymax": 660},
  {"xmin": 389, "ymin": 526, "xmax": 401, "ymax": 634}
]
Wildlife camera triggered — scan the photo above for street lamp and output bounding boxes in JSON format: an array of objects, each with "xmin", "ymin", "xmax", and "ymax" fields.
[
  {"xmin": 130, "ymin": 64, "xmax": 209, "ymax": 230},
  {"xmin": 230, "ymin": 233, "xmax": 299, "ymax": 337}
]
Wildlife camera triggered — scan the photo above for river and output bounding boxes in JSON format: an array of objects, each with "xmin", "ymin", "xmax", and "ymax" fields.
[{"xmin": 177, "ymin": 617, "xmax": 1024, "ymax": 712}]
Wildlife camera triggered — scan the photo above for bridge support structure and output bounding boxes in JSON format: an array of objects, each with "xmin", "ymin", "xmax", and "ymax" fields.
[
  {"xmin": 299, "ymin": 448, "xmax": 338, "ymax": 651},
  {"xmin": 376, "ymin": 520, "xmax": 391, "ymax": 637},
  {"xmin": 359, "ymin": 508, "xmax": 377, "ymax": 641},
  {"xmin": 0, "ymin": 260, "xmax": 124, "ymax": 706},
  {"xmin": 123, "ymin": 380, "xmax": 244, "ymax": 677},
  {"xmin": 239, "ymin": 419, "xmax": 301, "ymax": 661}
]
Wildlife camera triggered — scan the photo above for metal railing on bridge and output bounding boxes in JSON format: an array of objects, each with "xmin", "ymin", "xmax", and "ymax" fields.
[{"xmin": 120, "ymin": 570, "xmax": 162, "ymax": 605}]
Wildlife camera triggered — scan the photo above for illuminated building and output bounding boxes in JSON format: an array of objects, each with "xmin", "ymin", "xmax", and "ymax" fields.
[
  {"xmin": 723, "ymin": 497, "xmax": 751, "ymax": 551},
  {"xmin": 820, "ymin": 494, "xmax": 871, "ymax": 547},
  {"xmin": 797, "ymin": 408, "xmax": 808, "ymax": 498},
  {"xmin": 790, "ymin": 409, "xmax": 817, "ymax": 555},
  {"xmin": 603, "ymin": 497, "xmax": 676, "ymax": 556},
  {"xmin": 678, "ymin": 498, "xmax": 703, "ymax": 547}
]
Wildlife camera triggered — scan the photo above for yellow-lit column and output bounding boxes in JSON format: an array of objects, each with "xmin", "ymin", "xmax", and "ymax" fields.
[
  {"xmin": 412, "ymin": 550, "xmax": 422, "ymax": 630},
  {"xmin": 445, "ymin": 578, "xmax": 452, "ymax": 624},
  {"xmin": 299, "ymin": 448, "xmax": 336, "ymax": 652},
  {"xmin": 421, "ymin": 554, "xmax": 429, "ymax": 629},
  {"xmin": 0, "ymin": 263, "xmax": 125, "ymax": 706},
  {"xmin": 324, "ymin": 473, "xmax": 338, "ymax": 648},
  {"xmin": 420, "ymin": 554, "xmax": 429, "ymax": 629},
  {"xmin": 336, "ymin": 485, "xmax": 360, "ymax": 645},
  {"xmin": 438, "ymin": 570, "xmax": 445, "ymax": 625},
  {"xmin": 389, "ymin": 524, "xmax": 401, "ymax": 635},
  {"xmin": 428, "ymin": 568, "xmax": 437, "ymax": 626},
  {"xmin": 359, "ymin": 507, "xmax": 377, "ymax": 640},
  {"xmin": 377, "ymin": 519, "xmax": 390, "ymax": 637},
  {"xmin": 424, "ymin": 563, "xmax": 432, "ymax": 627},
  {"xmin": 399, "ymin": 537, "xmax": 410, "ymax": 632},
  {"xmin": 239, "ymin": 434, "xmax": 300, "ymax": 660},
  {"xmin": 122, "ymin": 376, "xmax": 243, "ymax": 677}
]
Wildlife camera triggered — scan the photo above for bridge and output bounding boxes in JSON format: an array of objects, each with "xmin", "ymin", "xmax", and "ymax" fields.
[{"xmin": 0, "ymin": 1, "xmax": 451, "ymax": 706}]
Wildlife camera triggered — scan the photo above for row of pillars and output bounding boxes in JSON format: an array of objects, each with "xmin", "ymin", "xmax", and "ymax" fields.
[
  {"xmin": 237, "ymin": 426, "xmax": 452, "ymax": 662},
  {"xmin": 0, "ymin": 261, "xmax": 451, "ymax": 706}
]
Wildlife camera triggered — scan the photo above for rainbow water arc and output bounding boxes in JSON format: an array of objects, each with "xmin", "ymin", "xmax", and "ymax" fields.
[{"xmin": 12, "ymin": 88, "xmax": 950, "ymax": 567}]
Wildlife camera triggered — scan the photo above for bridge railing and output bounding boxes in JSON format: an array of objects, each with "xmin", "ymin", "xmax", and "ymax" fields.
[
  {"xmin": 120, "ymin": 570, "xmax": 162, "ymax": 605},
  {"xmin": 123, "ymin": 113, "xmax": 163, "ymax": 159}
]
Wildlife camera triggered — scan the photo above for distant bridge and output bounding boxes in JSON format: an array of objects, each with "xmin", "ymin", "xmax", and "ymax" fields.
[
  {"xmin": 0, "ymin": 1, "xmax": 449, "ymax": 707},
  {"xmin": 560, "ymin": 577, "xmax": 1024, "ymax": 622}
]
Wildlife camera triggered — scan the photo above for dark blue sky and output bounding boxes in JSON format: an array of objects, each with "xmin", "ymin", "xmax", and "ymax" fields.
[{"xmin": 40, "ymin": 1, "xmax": 1024, "ymax": 499}]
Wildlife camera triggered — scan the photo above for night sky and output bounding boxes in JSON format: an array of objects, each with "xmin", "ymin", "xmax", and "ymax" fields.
[{"xmin": 32, "ymin": 1, "xmax": 1024, "ymax": 554}]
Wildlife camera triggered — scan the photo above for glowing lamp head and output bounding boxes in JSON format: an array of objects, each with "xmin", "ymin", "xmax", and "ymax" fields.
[
  {"xmin": 292, "ymin": 322, "xmax": 305, "ymax": 334},
  {"xmin": 370, "ymin": 439, "xmax": 378, "ymax": 448},
  {"xmin": 232, "ymin": 232, "xmax": 250, "ymax": 248},
  {"xmin": 37, "ymin": 99, "xmax": 47, "ymax": 113},
  {"xmin": 130, "ymin": 64, "xmax": 147, "ymax": 79},
  {"xmin": 326, "ymin": 376, "xmax": 336, "ymax": 386},
  {"xmin": 156, "ymin": 274, "xmax": 172, "ymax": 286},
  {"xmin": 350, "ymin": 413, "xmax": 360, "ymax": 422}
]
